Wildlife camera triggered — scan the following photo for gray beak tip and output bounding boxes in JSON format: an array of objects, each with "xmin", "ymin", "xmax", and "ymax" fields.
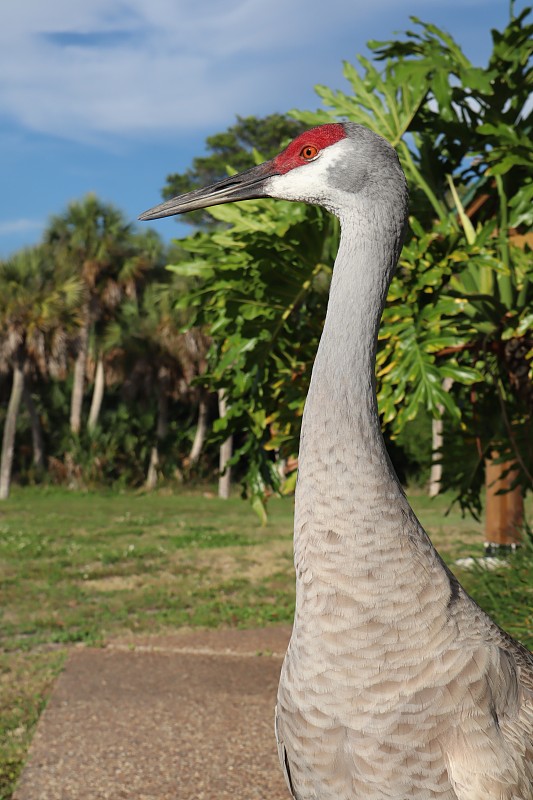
[
  {"xmin": 138, "ymin": 202, "xmax": 176, "ymax": 222},
  {"xmin": 138, "ymin": 161, "xmax": 276, "ymax": 223}
]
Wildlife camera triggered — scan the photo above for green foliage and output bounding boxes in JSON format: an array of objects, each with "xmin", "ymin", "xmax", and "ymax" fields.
[
  {"xmin": 377, "ymin": 219, "xmax": 482, "ymax": 433},
  {"xmin": 0, "ymin": 246, "xmax": 83, "ymax": 370},
  {"xmin": 45, "ymin": 194, "xmax": 163, "ymax": 337},
  {"xmin": 69, "ymin": 405, "xmax": 156, "ymax": 487},
  {"xmin": 393, "ymin": 410, "xmax": 433, "ymax": 486},
  {"xmin": 454, "ymin": 543, "xmax": 533, "ymax": 646},
  {"xmin": 4, "ymin": 377, "xmax": 208, "ymax": 491}
]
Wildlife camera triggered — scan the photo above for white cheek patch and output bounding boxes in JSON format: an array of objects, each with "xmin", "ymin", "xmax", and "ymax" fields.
[{"xmin": 266, "ymin": 139, "xmax": 352, "ymax": 203}]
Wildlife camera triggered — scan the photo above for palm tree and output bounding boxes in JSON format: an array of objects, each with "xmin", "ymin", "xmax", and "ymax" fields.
[
  {"xmin": 86, "ymin": 228, "xmax": 167, "ymax": 432},
  {"xmin": 0, "ymin": 247, "xmax": 82, "ymax": 498},
  {"xmin": 45, "ymin": 194, "xmax": 137, "ymax": 435},
  {"xmin": 104, "ymin": 280, "xmax": 209, "ymax": 489},
  {"xmin": 146, "ymin": 284, "xmax": 210, "ymax": 487}
]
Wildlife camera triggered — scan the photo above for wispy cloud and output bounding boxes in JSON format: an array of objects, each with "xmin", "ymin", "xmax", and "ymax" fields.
[
  {"xmin": 0, "ymin": 0, "xmax": 498, "ymax": 144},
  {"xmin": 0, "ymin": 218, "xmax": 44, "ymax": 237}
]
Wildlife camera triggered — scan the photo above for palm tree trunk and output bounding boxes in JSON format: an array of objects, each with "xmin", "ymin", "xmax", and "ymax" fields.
[
  {"xmin": 145, "ymin": 375, "xmax": 169, "ymax": 490},
  {"xmin": 23, "ymin": 377, "xmax": 44, "ymax": 471},
  {"xmin": 145, "ymin": 448, "xmax": 159, "ymax": 491},
  {"xmin": 428, "ymin": 377, "xmax": 453, "ymax": 497},
  {"xmin": 218, "ymin": 389, "xmax": 232, "ymax": 499},
  {"xmin": 428, "ymin": 416, "xmax": 444, "ymax": 498},
  {"xmin": 0, "ymin": 361, "xmax": 25, "ymax": 500},
  {"xmin": 189, "ymin": 393, "xmax": 209, "ymax": 465},
  {"xmin": 88, "ymin": 356, "xmax": 105, "ymax": 432},
  {"xmin": 70, "ymin": 314, "xmax": 90, "ymax": 435}
]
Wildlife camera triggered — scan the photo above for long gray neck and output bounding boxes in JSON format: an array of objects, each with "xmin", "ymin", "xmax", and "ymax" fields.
[{"xmin": 295, "ymin": 208, "xmax": 408, "ymax": 540}]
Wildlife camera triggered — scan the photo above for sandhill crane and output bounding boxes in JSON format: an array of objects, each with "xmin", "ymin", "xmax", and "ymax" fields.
[{"xmin": 140, "ymin": 123, "xmax": 533, "ymax": 800}]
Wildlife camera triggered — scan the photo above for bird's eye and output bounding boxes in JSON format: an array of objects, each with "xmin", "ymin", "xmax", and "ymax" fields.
[{"xmin": 300, "ymin": 145, "xmax": 319, "ymax": 160}]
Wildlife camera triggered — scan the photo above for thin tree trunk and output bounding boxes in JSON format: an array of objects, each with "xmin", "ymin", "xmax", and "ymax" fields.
[
  {"xmin": 218, "ymin": 389, "xmax": 232, "ymax": 500},
  {"xmin": 145, "ymin": 448, "xmax": 159, "ymax": 491},
  {"xmin": 0, "ymin": 361, "xmax": 25, "ymax": 500},
  {"xmin": 88, "ymin": 356, "xmax": 105, "ymax": 432},
  {"xmin": 23, "ymin": 377, "xmax": 44, "ymax": 471},
  {"xmin": 189, "ymin": 393, "xmax": 209, "ymax": 465},
  {"xmin": 70, "ymin": 315, "xmax": 90, "ymax": 435},
  {"xmin": 145, "ymin": 376, "xmax": 169, "ymax": 490},
  {"xmin": 428, "ymin": 416, "xmax": 444, "ymax": 498},
  {"xmin": 428, "ymin": 377, "xmax": 453, "ymax": 497}
]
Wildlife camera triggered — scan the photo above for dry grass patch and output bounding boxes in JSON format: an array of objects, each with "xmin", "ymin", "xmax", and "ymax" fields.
[{"xmin": 177, "ymin": 538, "xmax": 294, "ymax": 583}]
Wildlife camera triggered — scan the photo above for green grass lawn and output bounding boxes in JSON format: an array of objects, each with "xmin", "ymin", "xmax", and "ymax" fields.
[{"xmin": 1, "ymin": 486, "xmax": 532, "ymax": 799}]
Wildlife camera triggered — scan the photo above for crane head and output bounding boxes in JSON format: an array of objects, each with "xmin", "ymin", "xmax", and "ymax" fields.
[{"xmin": 139, "ymin": 123, "xmax": 404, "ymax": 221}]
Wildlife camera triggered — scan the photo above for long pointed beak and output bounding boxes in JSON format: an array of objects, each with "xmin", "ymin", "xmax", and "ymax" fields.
[{"xmin": 138, "ymin": 160, "xmax": 278, "ymax": 221}]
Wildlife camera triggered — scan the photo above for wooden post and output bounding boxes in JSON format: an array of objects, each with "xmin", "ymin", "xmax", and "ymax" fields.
[{"xmin": 484, "ymin": 454, "xmax": 524, "ymax": 553}]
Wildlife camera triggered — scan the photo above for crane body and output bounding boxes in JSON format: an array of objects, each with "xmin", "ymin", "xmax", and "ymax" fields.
[{"xmin": 140, "ymin": 123, "xmax": 533, "ymax": 800}]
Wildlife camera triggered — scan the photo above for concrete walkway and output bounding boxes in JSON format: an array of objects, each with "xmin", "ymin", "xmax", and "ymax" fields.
[{"xmin": 14, "ymin": 627, "xmax": 292, "ymax": 800}]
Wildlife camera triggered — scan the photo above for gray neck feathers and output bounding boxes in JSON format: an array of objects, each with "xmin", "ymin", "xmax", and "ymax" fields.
[{"xmin": 295, "ymin": 198, "xmax": 409, "ymax": 546}]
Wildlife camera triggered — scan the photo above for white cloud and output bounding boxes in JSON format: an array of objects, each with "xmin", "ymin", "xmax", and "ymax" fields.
[
  {"xmin": 1, "ymin": 0, "xmax": 301, "ymax": 140},
  {"xmin": 0, "ymin": 0, "xmax": 509, "ymax": 144},
  {"xmin": 0, "ymin": 218, "xmax": 44, "ymax": 237}
]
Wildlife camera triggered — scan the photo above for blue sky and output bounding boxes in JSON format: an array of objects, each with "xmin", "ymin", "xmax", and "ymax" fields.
[{"xmin": 0, "ymin": 0, "xmax": 526, "ymax": 256}]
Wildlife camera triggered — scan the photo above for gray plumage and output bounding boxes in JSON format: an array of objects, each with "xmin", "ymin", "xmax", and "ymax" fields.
[
  {"xmin": 272, "ymin": 124, "xmax": 533, "ymax": 800},
  {"xmin": 139, "ymin": 122, "xmax": 533, "ymax": 799}
]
